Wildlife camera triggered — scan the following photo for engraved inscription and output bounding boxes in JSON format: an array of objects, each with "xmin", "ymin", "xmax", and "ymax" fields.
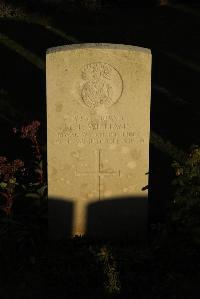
[
  {"xmin": 81, "ymin": 63, "xmax": 123, "ymax": 109},
  {"xmin": 56, "ymin": 113, "xmax": 144, "ymax": 145}
]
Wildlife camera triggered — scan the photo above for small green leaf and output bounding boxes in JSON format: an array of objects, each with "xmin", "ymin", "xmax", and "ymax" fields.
[
  {"xmin": 0, "ymin": 182, "xmax": 7, "ymax": 188},
  {"xmin": 9, "ymin": 178, "xmax": 16, "ymax": 184},
  {"xmin": 37, "ymin": 185, "xmax": 47, "ymax": 195},
  {"xmin": 25, "ymin": 193, "xmax": 40, "ymax": 199},
  {"xmin": 29, "ymin": 182, "xmax": 40, "ymax": 186}
]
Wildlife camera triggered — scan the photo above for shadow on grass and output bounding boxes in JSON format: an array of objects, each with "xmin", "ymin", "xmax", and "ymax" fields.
[
  {"xmin": 0, "ymin": 44, "xmax": 45, "ymax": 120},
  {"xmin": 0, "ymin": 18, "xmax": 70, "ymax": 57}
]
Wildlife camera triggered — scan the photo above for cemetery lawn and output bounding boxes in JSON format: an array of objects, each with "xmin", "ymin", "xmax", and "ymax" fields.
[
  {"xmin": 0, "ymin": 230, "xmax": 200, "ymax": 299},
  {"xmin": 0, "ymin": 1, "xmax": 200, "ymax": 298}
]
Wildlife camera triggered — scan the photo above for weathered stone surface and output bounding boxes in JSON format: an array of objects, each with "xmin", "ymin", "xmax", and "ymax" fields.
[{"xmin": 47, "ymin": 43, "xmax": 151, "ymax": 239}]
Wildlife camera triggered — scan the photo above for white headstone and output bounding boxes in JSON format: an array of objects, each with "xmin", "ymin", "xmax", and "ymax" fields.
[{"xmin": 47, "ymin": 43, "xmax": 151, "ymax": 239}]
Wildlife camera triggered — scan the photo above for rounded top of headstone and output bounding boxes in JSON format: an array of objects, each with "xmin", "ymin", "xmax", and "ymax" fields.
[{"xmin": 46, "ymin": 43, "xmax": 151, "ymax": 55}]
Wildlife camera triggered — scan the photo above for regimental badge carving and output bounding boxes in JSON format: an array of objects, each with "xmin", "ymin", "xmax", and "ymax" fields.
[{"xmin": 81, "ymin": 62, "xmax": 123, "ymax": 109}]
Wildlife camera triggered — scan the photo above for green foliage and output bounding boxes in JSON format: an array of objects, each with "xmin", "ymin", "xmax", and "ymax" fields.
[
  {"xmin": 170, "ymin": 145, "xmax": 200, "ymax": 243},
  {"xmin": 0, "ymin": 1, "xmax": 25, "ymax": 17},
  {"xmin": 95, "ymin": 245, "xmax": 121, "ymax": 295}
]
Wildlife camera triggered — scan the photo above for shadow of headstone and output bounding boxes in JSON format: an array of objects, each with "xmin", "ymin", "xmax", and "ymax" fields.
[
  {"xmin": 86, "ymin": 196, "xmax": 148, "ymax": 241},
  {"xmin": 48, "ymin": 197, "xmax": 73, "ymax": 240}
]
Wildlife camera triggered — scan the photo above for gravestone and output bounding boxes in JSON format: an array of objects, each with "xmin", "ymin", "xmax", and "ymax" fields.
[{"xmin": 47, "ymin": 43, "xmax": 151, "ymax": 240}]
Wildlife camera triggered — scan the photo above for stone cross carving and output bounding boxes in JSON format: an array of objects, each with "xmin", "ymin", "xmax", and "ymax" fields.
[{"xmin": 75, "ymin": 149, "xmax": 121, "ymax": 200}]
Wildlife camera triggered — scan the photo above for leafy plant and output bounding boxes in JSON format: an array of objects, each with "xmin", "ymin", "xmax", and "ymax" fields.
[
  {"xmin": 96, "ymin": 245, "xmax": 121, "ymax": 295},
  {"xmin": 0, "ymin": 120, "xmax": 47, "ymax": 216},
  {"xmin": 0, "ymin": 156, "xmax": 26, "ymax": 216},
  {"xmin": 0, "ymin": 120, "xmax": 47, "ymax": 279},
  {"xmin": 170, "ymin": 145, "xmax": 200, "ymax": 243}
]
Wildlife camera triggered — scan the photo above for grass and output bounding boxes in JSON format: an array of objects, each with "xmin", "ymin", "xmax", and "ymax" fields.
[
  {"xmin": 160, "ymin": 50, "xmax": 200, "ymax": 73},
  {"xmin": 150, "ymin": 132, "xmax": 185, "ymax": 162},
  {"xmin": 0, "ymin": 15, "xmax": 81, "ymax": 43},
  {"xmin": 0, "ymin": 231, "xmax": 199, "ymax": 298},
  {"xmin": 0, "ymin": 32, "xmax": 45, "ymax": 70}
]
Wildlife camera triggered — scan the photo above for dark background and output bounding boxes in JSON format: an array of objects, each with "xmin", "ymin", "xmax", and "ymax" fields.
[{"xmin": 0, "ymin": 1, "xmax": 200, "ymax": 298}]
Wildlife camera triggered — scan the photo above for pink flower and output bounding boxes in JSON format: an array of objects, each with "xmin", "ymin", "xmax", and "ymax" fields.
[
  {"xmin": 0, "ymin": 156, "xmax": 7, "ymax": 163},
  {"xmin": 20, "ymin": 121, "xmax": 40, "ymax": 139},
  {"xmin": 13, "ymin": 127, "xmax": 17, "ymax": 134},
  {"xmin": 13, "ymin": 120, "xmax": 42, "ymax": 161},
  {"xmin": 0, "ymin": 158, "xmax": 25, "ymax": 182}
]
